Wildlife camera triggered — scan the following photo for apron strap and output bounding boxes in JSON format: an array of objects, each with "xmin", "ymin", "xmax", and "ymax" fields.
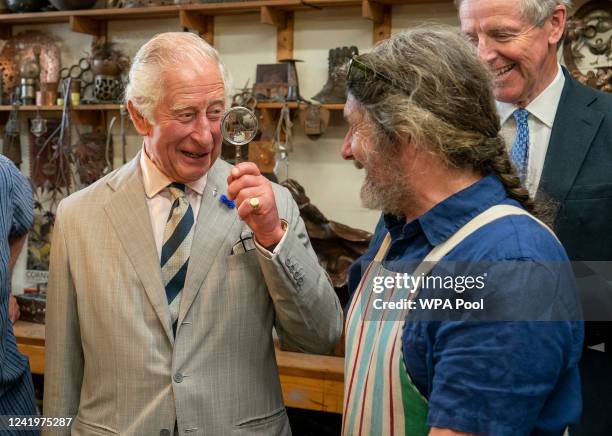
[
  {"xmin": 374, "ymin": 204, "xmax": 557, "ymax": 279},
  {"xmin": 373, "ymin": 233, "xmax": 393, "ymax": 263}
]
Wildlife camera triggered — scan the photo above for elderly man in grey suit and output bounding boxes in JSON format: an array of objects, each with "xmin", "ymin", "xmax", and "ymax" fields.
[{"xmin": 43, "ymin": 32, "xmax": 342, "ymax": 436}]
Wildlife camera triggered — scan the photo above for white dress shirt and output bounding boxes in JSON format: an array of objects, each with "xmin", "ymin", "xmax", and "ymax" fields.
[
  {"xmin": 497, "ymin": 64, "xmax": 565, "ymax": 197},
  {"xmin": 140, "ymin": 149, "xmax": 207, "ymax": 257}
]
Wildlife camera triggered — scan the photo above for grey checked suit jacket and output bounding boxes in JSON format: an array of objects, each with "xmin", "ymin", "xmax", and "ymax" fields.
[{"xmin": 42, "ymin": 154, "xmax": 343, "ymax": 436}]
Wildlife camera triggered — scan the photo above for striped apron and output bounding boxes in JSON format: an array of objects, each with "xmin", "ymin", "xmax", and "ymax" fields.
[{"xmin": 342, "ymin": 205, "xmax": 553, "ymax": 436}]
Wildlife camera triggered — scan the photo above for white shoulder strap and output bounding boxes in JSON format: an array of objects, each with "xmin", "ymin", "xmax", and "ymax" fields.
[{"xmin": 412, "ymin": 204, "xmax": 558, "ymax": 278}]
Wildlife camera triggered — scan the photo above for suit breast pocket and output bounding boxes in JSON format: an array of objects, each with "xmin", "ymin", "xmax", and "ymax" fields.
[
  {"xmin": 226, "ymin": 249, "xmax": 260, "ymax": 272},
  {"xmin": 232, "ymin": 407, "xmax": 291, "ymax": 436},
  {"xmin": 566, "ymin": 183, "xmax": 612, "ymax": 200},
  {"xmin": 223, "ymin": 250, "xmax": 269, "ymax": 314}
]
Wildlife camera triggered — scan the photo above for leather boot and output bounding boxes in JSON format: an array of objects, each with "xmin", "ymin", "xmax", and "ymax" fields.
[{"xmin": 312, "ymin": 46, "xmax": 358, "ymax": 104}]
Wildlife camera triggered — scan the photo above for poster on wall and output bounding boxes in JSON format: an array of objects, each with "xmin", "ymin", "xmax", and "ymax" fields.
[{"xmin": 25, "ymin": 188, "xmax": 64, "ymax": 292}]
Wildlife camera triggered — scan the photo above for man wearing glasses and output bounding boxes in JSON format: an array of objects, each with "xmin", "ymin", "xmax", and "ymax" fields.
[
  {"xmin": 458, "ymin": 1, "xmax": 612, "ymax": 434},
  {"xmin": 341, "ymin": 28, "xmax": 583, "ymax": 435}
]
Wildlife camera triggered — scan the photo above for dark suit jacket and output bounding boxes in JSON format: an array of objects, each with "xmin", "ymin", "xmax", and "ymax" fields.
[
  {"xmin": 539, "ymin": 68, "xmax": 612, "ymax": 347},
  {"xmin": 541, "ymin": 68, "xmax": 612, "ymax": 262}
]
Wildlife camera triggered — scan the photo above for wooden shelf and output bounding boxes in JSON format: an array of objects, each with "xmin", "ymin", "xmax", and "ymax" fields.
[
  {"xmin": 0, "ymin": 104, "xmax": 122, "ymax": 111},
  {"xmin": 0, "ymin": 0, "xmax": 412, "ymax": 25},
  {"xmin": 0, "ymin": 0, "xmax": 412, "ymax": 43},
  {"xmin": 256, "ymin": 102, "xmax": 344, "ymax": 110}
]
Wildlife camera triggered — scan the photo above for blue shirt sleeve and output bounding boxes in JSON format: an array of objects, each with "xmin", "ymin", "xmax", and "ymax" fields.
[
  {"xmin": 7, "ymin": 161, "xmax": 34, "ymax": 238},
  {"xmin": 425, "ymin": 321, "xmax": 582, "ymax": 434},
  {"xmin": 411, "ymin": 259, "xmax": 584, "ymax": 434}
]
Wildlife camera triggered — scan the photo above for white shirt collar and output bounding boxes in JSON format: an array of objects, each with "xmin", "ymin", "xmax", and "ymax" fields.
[
  {"xmin": 139, "ymin": 146, "xmax": 207, "ymax": 198},
  {"xmin": 496, "ymin": 64, "xmax": 565, "ymax": 128}
]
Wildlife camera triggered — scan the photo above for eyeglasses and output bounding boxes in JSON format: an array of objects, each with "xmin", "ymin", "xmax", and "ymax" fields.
[
  {"xmin": 347, "ymin": 56, "xmax": 394, "ymax": 85},
  {"xmin": 346, "ymin": 56, "xmax": 409, "ymax": 95}
]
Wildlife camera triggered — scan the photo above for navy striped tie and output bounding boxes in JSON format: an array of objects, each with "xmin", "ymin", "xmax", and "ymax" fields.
[{"xmin": 161, "ymin": 183, "xmax": 194, "ymax": 336}]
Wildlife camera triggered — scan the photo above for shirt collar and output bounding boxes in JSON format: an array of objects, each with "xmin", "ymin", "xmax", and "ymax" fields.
[
  {"xmin": 496, "ymin": 63, "xmax": 565, "ymax": 128},
  {"xmin": 139, "ymin": 146, "xmax": 207, "ymax": 198},
  {"xmin": 383, "ymin": 175, "xmax": 509, "ymax": 246}
]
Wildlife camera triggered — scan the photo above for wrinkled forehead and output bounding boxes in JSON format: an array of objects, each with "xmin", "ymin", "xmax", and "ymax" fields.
[
  {"xmin": 159, "ymin": 63, "xmax": 225, "ymax": 106},
  {"xmin": 459, "ymin": 0, "xmax": 527, "ymax": 32}
]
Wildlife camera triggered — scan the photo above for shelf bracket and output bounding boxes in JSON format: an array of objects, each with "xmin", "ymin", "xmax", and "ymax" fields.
[
  {"xmin": 260, "ymin": 6, "xmax": 294, "ymax": 60},
  {"xmin": 70, "ymin": 16, "xmax": 103, "ymax": 37},
  {"xmin": 362, "ymin": 0, "xmax": 384, "ymax": 23},
  {"xmin": 362, "ymin": 0, "xmax": 391, "ymax": 44},
  {"xmin": 180, "ymin": 10, "xmax": 214, "ymax": 46},
  {"xmin": 260, "ymin": 6, "xmax": 287, "ymax": 29},
  {"xmin": 277, "ymin": 13, "xmax": 294, "ymax": 61}
]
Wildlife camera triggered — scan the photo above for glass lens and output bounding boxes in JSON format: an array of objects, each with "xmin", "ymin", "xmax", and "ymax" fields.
[{"xmin": 221, "ymin": 106, "xmax": 258, "ymax": 146}]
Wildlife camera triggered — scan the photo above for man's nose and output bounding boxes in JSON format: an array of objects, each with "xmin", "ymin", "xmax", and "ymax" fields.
[
  {"xmin": 341, "ymin": 129, "xmax": 354, "ymax": 160},
  {"xmin": 192, "ymin": 113, "xmax": 214, "ymax": 144},
  {"xmin": 477, "ymin": 37, "xmax": 497, "ymax": 63}
]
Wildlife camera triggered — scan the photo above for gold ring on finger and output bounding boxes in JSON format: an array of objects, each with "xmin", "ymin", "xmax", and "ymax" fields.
[{"xmin": 249, "ymin": 197, "xmax": 260, "ymax": 210}]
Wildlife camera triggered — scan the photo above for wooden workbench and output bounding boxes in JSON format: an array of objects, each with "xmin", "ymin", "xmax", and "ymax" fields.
[{"xmin": 13, "ymin": 321, "xmax": 344, "ymax": 414}]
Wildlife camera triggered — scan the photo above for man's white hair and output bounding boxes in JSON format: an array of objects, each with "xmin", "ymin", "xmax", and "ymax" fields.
[
  {"xmin": 456, "ymin": 0, "xmax": 573, "ymax": 26},
  {"xmin": 124, "ymin": 32, "xmax": 231, "ymax": 122}
]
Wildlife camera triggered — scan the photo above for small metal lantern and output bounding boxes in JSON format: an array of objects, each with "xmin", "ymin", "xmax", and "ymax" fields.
[{"xmin": 94, "ymin": 75, "xmax": 122, "ymax": 102}]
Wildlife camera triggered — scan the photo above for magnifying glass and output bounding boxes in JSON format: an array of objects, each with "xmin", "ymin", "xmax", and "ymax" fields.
[{"xmin": 221, "ymin": 106, "xmax": 258, "ymax": 164}]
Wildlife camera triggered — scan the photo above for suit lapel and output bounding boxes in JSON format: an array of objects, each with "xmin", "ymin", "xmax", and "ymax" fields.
[
  {"xmin": 538, "ymin": 69, "xmax": 604, "ymax": 201},
  {"xmin": 104, "ymin": 153, "xmax": 174, "ymax": 343},
  {"xmin": 178, "ymin": 160, "xmax": 239, "ymax": 326}
]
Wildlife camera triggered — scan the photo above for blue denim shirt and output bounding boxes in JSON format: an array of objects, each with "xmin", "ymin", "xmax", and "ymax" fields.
[{"xmin": 348, "ymin": 175, "xmax": 584, "ymax": 435}]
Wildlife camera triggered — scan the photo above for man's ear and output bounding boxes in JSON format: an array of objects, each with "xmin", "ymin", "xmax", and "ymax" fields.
[
  {"xmin": 548, "ymin": 5, "xmax": 567, "ymax": 46},
  {"xmin": 127, "ymin": 100, "xmax": 152, "ymax": 136}
]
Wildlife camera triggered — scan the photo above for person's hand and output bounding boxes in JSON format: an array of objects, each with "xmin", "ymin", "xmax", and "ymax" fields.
[
  {"xmin": 9, "ymin": 295, "xmax": 20, "ymax": 324},
  {"xmin": 227, "ymin": 162, "xmax": 285, "ymax": 247}
]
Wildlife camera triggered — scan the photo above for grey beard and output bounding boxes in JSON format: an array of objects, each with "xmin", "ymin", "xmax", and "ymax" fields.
[{"xmin": 360, "ymin": 169, "xmax": 410, "ymax": 217}]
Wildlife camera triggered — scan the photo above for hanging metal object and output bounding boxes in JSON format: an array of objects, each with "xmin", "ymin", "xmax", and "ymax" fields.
[
  {"xmin": 273, "ymin": 103, "xmax": 293, "ymax": 181},
  {"xmin": 5, "ymin": 93, "xmax": 19, "ymax": 136},
  {"xmin": 3, "ymin": 93, "xmax": 22, "ymax": 167},
  {"xmin": 30, "ymin": 109, "xmax": 48, "ymax": 138}
]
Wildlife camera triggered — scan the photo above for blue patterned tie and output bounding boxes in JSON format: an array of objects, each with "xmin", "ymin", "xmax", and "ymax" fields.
[
  {"xmin": 161, "ymin": 183, "xmax": 194, "ymax": 337},
  {"xmin": 511, "ymin": 108, "xmax": 530, "ymax": 183}
]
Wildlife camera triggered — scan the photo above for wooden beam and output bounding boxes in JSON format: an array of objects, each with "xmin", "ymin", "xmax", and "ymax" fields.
[
  {"xmin": 372, "ymin": 5, "xmax": 391, "ymax": 44},
  {"xmin": 180, "ymin": 10, "xmax": 214, "ymax": 45},
  {"xmin": 70, "ymin": 15, "xmax": 102, "ymax": 36},
  {"xmin": 276, "ymin": 11, "xmax": 294, "ymax": 61},
  {"xmin": 361, "ymin": 0, "xmax": 383, "ymax": 23},
  {"xmin": 260, "ymin": 5, "xmax": 287, "ymax": 29}
]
